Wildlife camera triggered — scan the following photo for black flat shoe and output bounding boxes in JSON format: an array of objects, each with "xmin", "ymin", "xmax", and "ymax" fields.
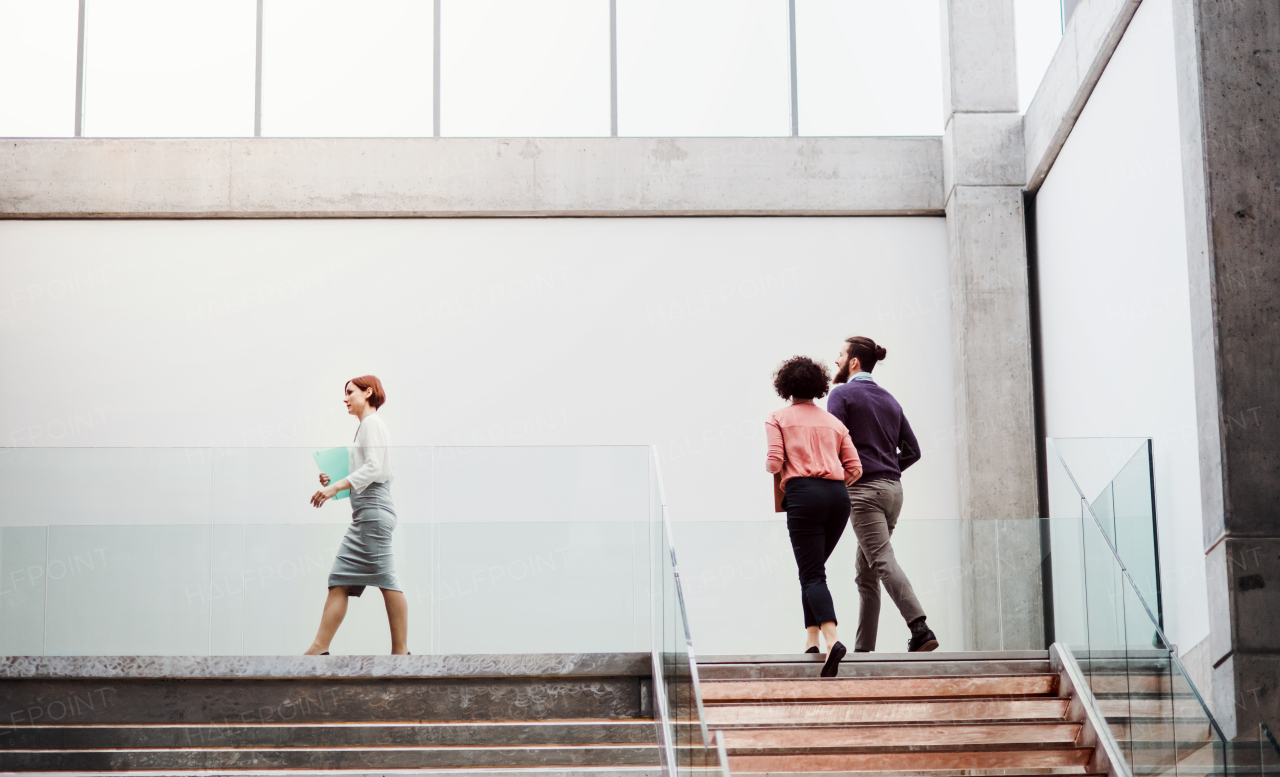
[
  {"xmin": 820, "ymin": 641, "xmax": 846, "ymax": 677},
  {"xmin": 805, "ymin": 646, "xmax": 819, "ymax": 654}
]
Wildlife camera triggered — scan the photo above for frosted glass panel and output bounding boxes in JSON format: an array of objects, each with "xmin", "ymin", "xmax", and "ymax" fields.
[
  {"xmin": 795, "ymin": 0, "xmax": 943, "ymax": 136},
  {"xmin": 83, "ymin": 0, "xmax": 256, "ymax": 137},
  {"xmin": 0, "ymin": 527, "xmax": 47, "ymax": 655},
  {"xmin": 44, "ymin": 524, "xmax": 212, "ymax": 655},
  {"xmin": 434, "ymin": 521, "xmax": 647, "ymax": 653},
  {"xmin": 261, "ymin": 0, "xmax": 433, "ymax": 137},
  {"xmin": 210, "ymin": 447, "xmax": 433, "ymax": 525},
  {"xmin": 442, "ymin": 0, "xmax": 609, "ymax": 137},
  {"xmin": 433, "ymin": 446, "xmax": 648, "ymax": 523},
  {"xmin": 0, "ymin": 0, "xmax": 78, "ymax": 137},
  {"xmin": 674, "ymin": 519, "xmax": 964, "ymax": 655},
  {"xmin": 617, "ymin": 0, "xmax": 790, "ymax": 136},
  {"xmin": 0, "ymin": 448, "xmax": 213, "ymax": 526}
]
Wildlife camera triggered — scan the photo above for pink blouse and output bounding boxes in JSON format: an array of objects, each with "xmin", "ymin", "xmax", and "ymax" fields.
[{"xmin": 765, "ymin": 401, "xmax": 863, "ymax": 488}]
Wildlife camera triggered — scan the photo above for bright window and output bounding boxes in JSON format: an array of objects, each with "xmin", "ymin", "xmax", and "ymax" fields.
[
  {"xmin": 82, "ymin": 0, "xmax": 256, "ymax": 137},
  {"xmin": 0, "ymin": 0, "xmax": 79, "ymax": 136},
  {"xmin": 795, "ymin": 0, "xmax": 944, "ymax": 136},
  {"xmin": 617, "ymin": 0, "xmax": 790, "ymax": 136},
  {"xmin": 262, "ymin": 0, "xmax": 433, "ymax": 137},
  {"xmin": 442, "ymin": 0, "xmax": 609, "ymax": 137}
]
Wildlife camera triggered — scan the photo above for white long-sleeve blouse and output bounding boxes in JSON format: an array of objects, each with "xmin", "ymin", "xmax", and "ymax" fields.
[{"xmin": 347, "ymin": 413, "xmax": 394, "ymax": 493}]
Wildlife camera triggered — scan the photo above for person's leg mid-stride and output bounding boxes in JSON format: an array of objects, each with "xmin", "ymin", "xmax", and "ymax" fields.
[
  {"xmin": 848, "ymin": 478, "xmax": 936, "ymax": 652},
  {"xmin": 828, "ymin": 336, "xmax": 938, "ymax": 653}
]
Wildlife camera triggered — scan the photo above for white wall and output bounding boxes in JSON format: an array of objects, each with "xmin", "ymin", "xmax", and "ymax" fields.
[
  {"xmin": 0, "ymin": 216, "xmax": 959, "ymax": 654},
  {"xmin": 1035, "ymin": 0, "xmax": 1208, "ymax": 650}
]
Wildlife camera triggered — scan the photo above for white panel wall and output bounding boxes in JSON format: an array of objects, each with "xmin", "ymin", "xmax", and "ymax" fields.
[
  {"xmin": 0, "ymin": 216, "xmax": 955, "ymax": 526},
  {"xmin": 0, "ymin": 217, "xmax": 958, "ymax": 654},
  {"xmin": 1035, "ymin": 0, "xmax": 1209, "ymax": 650}
]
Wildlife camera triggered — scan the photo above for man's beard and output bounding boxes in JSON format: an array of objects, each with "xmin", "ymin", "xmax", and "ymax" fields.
[{"xmin": 833, "ymin": 361, "xmax": 851, "ymax": 384}]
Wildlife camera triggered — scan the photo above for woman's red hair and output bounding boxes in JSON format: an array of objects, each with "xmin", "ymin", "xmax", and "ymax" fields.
[{"xmin": 348, "ymin": 375, "xmax": 386, "ymax": 409}]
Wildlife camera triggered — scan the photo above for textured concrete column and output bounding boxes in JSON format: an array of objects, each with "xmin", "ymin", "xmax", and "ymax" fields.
[
  {"xmin": 941, "ymin": 0, "xmax": 1042, "ymax": 650},
  {"xmin": 1172, "ymin": 0, "xmax": 1280, "ymax": 740}
]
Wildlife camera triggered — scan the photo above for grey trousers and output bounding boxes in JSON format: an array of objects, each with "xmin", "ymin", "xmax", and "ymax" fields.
[{"xmin": 847, "ymin": 479, "xmax": 926, "ymax": 652}]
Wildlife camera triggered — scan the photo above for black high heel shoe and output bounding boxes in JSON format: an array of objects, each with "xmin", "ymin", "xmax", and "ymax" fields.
[
  {"xmin": 805, "ymin": 646, "xmax": 820, "ymax": 654},
  {"xmin": 820, "ymin": 641, "xmax": 846, "ymax": 677}
]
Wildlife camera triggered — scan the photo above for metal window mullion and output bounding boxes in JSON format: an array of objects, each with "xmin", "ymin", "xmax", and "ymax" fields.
[
  {"xmin": 74, "ymin": 0, "xmax": 86, "ymax": 136},
  {"xmin": 788, "ymin": 0, "xmax": 798, "ymax": 136},
  {"xmin": 254, "ymin": 0, "xmax": 263, "ymax": 136},
  {"xmin": 609, "ymin": 0, "xmax": 618, "ymax": 137},
  {"xmin": 433, "ymin": 0, "xmax": 441, "ymax": 137}
]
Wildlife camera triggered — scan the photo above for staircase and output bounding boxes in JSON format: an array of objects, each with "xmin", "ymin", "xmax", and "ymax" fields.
[
  {"xmin": 698, "ymin": 650, "xmax": 1115, "ymax": 777},
  {"xmin": 1086, "ymin": 653, "xmax": 1217, "ymax": 777},
  {"xmin": 0, "ymin": 654, "xmax": 662, "ymax": 776}
]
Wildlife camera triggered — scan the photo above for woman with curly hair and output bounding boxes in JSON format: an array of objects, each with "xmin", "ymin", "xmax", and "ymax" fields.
[{"xmin": 766, "ymin": 356, "xmax": 863, "ymax": 677}]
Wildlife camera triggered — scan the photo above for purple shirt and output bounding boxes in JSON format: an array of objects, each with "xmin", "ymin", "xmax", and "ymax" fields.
[{"xmin": 825, "ymin": 374, "xmax": 921, "ymax": 483}]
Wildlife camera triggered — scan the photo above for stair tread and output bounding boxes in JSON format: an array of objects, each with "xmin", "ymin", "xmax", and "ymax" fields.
[
  {"xmin": 726, "ymin": 747, "xmax": 1095, "ymax": 772},
  {"xmin": 703, "ymin": 676, "xmax": 1058, "ymax": 702},
  {"xmin": 707, "ymin": 699, "xmax": 1071, "ymax": 726},
  {"xmin": 722, "ymin": 723, "xmax": 1082, "ymax": 750}
]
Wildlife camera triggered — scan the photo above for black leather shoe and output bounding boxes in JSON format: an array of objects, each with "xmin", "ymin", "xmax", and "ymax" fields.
[
  {"xmin": 907, "ymin": 618, "xmax": 939, "ymax": 653},
  {"xmin": 820, "ymin": 641, "xmax": 846, "ymax": 677},
  {"xmin": 805, "ymin": 646, "xmax": 820, "ymax": 654}
]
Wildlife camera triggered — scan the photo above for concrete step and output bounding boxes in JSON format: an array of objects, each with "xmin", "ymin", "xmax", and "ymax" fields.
[
  {"xmin": 726, "ymin": 746, "xmax": 1096, "ymax": 773},
  {"xmin": 0, "ymin": 743, "xmax": 662, "ymax": 772},
  {"xmin": 706, "ymin": 698, "xmax": 1072, "ymax": 726},
  {"xmin": 702, "ymin": 675, "xmax": 1059, "ymax": 703},
  {"xmin": 700, "ymin": 652, "xmax": 1050, "ymax": 664},
  {"xmin": 0, "ymin": 769, "xmax": 664, "ymax": 777},
  {"xmin": 1096, "ymin": 698, "xmax": 1208, "ymax": 720},
  {"xmin": 720, "ymin": 722, "xmax": 1083, "ymax": 751},
  {"xmin": 699, "ymin": 660, "xmax": 1052, "ymax": 680},
  {"xmin": 0, "ymin": 677, "xmax": 646, "ymax": 725},
  {"xmin": 0, "ymin": 720, "xmax": 656, "ymax": 750}
]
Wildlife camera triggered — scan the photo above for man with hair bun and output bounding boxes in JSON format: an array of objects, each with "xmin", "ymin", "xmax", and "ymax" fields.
[{"xmin": 828, "ymin": 336, "xmax": 938, "ymax": 653}]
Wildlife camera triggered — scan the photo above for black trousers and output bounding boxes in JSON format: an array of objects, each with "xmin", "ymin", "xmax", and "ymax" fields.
[{"xmin": 783, "ymin": 477, "xmax": 852, "ymax": 629}]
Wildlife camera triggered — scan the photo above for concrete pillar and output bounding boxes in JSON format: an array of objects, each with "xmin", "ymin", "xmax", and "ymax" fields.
[
  {"xmin": 1172, "ymin": 0, "xmax": 1280, "ymax": 740},
  {"xmin": 940, "ymin": 0, "xmax": 1043, "ymax": 650}
]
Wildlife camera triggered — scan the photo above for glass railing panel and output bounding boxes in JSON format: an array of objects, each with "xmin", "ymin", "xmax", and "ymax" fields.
[
  {"xmin": 1047, "ymin": 447, "xmax": 1090, "ymax": 648},
  {"xmin": 0, "ymin": 525, "xmax": 48, "ymax": 655},
  {"xmin": 43, "ymin": 524, "xmax": 213, "ymax": 655},
  {"xmin": 1051, "ymin": 438, "xmax": 1233, "ymax": 777},
  {"xmin": 1261, "ymin": 724, "xmax": 1280, "ymax": 777},
  {"xmin": 1111, "ymin": 440, "xmax": 1161, "ymax": 621},
  {"xmin": 0, "ymin": 447, "xmax": 214, "ymax": 525},
  {"xmin": 1119, "ymin": 576, "xmax": 1178, "ymax": 777},
  {"xmin": 434, "ymin": 520, "xmax": 647, "ymax": 654}
]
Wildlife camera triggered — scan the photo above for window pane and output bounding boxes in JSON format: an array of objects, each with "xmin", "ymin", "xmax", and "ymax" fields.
[
  {"xmin": 262, "ymin": 0, "xmax": 433, "ymax": 137},
  {"xmin": 83, "ymin": 0, "xmax": 255, "ymax": 137},
  {"xmin": 0, "ymin": 0, "xmax": 79, "ymax": 137},
  {"xmin": 442, "ymin": 0, "xmax": 608, "ymax": 137},
  {"xmin": 618, "ymin": 0, "xmax": 790, "ymax": 137},
  {"xmin": 796, "ymin": 0, "xmax": 943, "ymax": 137},
  {"xmin": 1016, "ymin": 0, "xmax": 1063, "ymax": 112}
]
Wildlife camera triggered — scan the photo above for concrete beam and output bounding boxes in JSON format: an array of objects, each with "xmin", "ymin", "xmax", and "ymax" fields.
[
  {"xmin": 1023, "ymin": 0, "xmax": 1142, "ymax": 190},
  {"xmin": 0, "ymin": 137, "xmax": 943, "ymax": 218}
]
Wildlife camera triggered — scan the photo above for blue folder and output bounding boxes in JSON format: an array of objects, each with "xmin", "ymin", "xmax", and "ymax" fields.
[{"xmin": 312, "ymin": 446, "xmax": 351, "ymax": 501}]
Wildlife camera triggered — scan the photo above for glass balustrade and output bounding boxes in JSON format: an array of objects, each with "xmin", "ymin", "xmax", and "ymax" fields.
[
  {"xmin": 0, "ymin": 444, "xmax": 725, "ymax": 776},
  {"xmin": 1047, "ymin": 438, "xmax": 1237, "ymax": 777}
]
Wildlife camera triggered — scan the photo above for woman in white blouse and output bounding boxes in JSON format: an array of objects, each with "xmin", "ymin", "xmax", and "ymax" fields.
[{"xmin": 304, "ymin": 375, "xmax": 408, "ymax": 655}]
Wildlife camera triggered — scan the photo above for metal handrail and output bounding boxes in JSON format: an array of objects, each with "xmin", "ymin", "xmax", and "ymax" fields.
[{"xmin": 650, "ymin": 444, "xmax": 722, "ymax": 775}]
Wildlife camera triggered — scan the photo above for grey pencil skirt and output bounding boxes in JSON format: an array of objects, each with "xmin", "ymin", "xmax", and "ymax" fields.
[{"xmin": 327, "ymin": 481, "xmax": 401, "ymax": 597}]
